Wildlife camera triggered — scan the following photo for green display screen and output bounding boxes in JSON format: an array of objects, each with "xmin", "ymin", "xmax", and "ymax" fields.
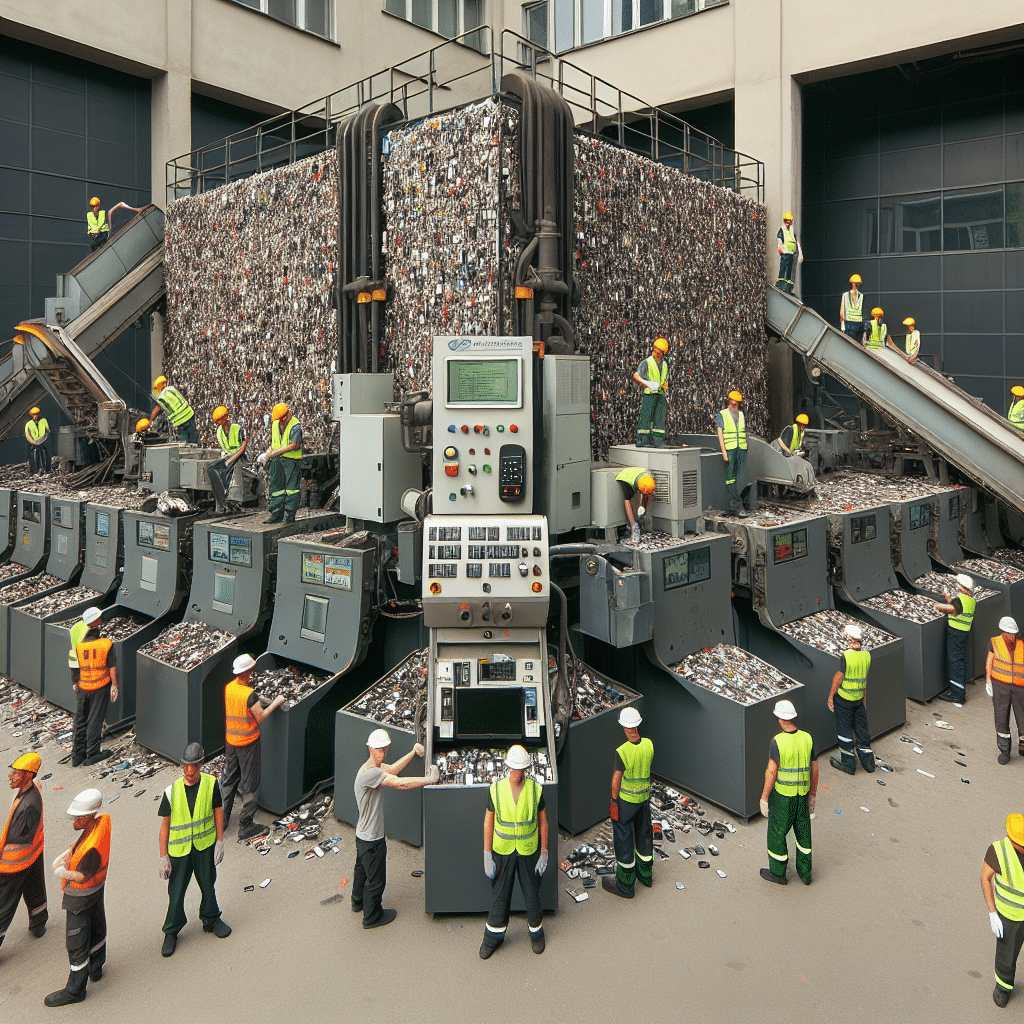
[{"xmin": 446, "ymin": 358, "xmax": 520, "ymax": 406}]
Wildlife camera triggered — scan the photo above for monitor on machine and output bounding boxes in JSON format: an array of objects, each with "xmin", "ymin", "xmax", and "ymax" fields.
[
  {"xmin": 94, "ymin": 512, "xmax": 110, "ymax": 538},
  {"xmin": 454, "ymin": 686, "xmax": 523, "ymax": 740},
  {"xmin": 445, "ymin": 358, "xmax": 521, "ymax": 408},
  {"xmin": 299, "ymin": 594, "xmax": 329, "ymax": 642}
]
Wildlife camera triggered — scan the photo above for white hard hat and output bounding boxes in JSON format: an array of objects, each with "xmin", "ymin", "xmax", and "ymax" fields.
[
  {"xmin": 844, "ymin": 624, "xmax": 863, "ymax": 641},
  {"xmin": 366, "ymin": 728, "xmax": 391, "ymax": 749},
  {"xmin": 955, "ymin": 573, "xmax": 974, "ymax": 591},
  {"xmin": 618, "ymin": 706, "xmax": 642, "ymax": 728},
  {"xmin": 232, "ymin": 653, "xmax": 256, "ymax": 675},
  {"xmin": 82, "ymin": 607, "xmax": 102, "ymax": 626},
  {"xmin": 1000, "ymin": 616, "xmax": 1019, "ymax": 634},
  {"xmin": 774, "ymin": 699, "xmax": 798, "ymax": 721},
  {"xmin": 67, "ymin": 789, "xmax": 102, "ymax": 816},
  {"xmin": 505, "ymin": 744, "xmax": 532, "ymax": 770}
]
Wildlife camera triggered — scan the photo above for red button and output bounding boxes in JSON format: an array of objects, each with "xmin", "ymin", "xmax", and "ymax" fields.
[
  {"xmin": 460, "ymin": 425, "xmax": 469, "ymax": 433},
  {"xmin": 509, "ymin": 424, "xmax": 518, "ymax": 433},
  {"xmin": 445, "ymin": 464, "xmax": 459, "ymax": 477}
]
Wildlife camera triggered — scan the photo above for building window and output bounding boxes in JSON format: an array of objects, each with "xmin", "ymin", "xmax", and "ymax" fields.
[
  {"xmin": 384, "ymin": 0, "xmax": 487, "ymax": 48},
  {"xmin": 229, "ymin": 0, "xmax": 334, "ymax": 40}
]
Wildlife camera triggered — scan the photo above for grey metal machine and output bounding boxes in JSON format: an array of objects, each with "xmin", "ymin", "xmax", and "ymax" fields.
[
  {"xmin": 605, "ymin": 445, "xmax": 703, "ymax": 536},
  {"xmin": 0, "ymin": 488, "xmax": 17, "ymax": 560}
]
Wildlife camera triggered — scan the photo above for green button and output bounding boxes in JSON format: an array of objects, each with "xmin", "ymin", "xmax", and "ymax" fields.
[
  {"xmin": 482, "ymin": 465, "xmax": 492, "ymax": 474},
  {"xmin": 496, "ymin": 425, "xmax": 505, "ymax": 432},
  {"xmin": 449, "ymin": 492, "xmax": 457, "ymax": 501}
]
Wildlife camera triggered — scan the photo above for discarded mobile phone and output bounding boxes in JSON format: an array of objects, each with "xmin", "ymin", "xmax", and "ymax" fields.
[
  {"xmin": 244, "ymin": 885, "xmax": 255, "ymax": 892},
  {"xmin": 259, "ymin": 878, "xmax": 271, "ymax": 888}
]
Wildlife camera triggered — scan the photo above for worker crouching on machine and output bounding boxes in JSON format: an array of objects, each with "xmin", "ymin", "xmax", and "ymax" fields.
[
  {"xmin": 615, "ymin": 468, "xmax": 656, "ymax": 544},
  {"xmin": 773, "ymin": 413, "xmax": 809, "ymax": 458}
]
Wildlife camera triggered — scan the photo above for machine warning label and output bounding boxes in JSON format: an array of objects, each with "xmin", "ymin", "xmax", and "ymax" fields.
[
  {"xmin": 773, "ymin": 529, "xmax": 808, "ymax": 564},
  {"xmin": 302, "ymin": 552, "xmax": 325, "ymax": 585},
  {"xmin": 209, "ymin": 532, "xmax": 230, "ymax": 562},
  {"xmin": 325, "ymin": 555, "xmax": 351, "ymax": 590},
  {"xmin": 662, "ymin": 545, "xmax": 712, "ymax": 591}
]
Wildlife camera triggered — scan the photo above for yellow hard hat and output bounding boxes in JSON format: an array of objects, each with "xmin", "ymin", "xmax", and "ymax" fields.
[
  {"xmin": 783, "ymin": 211, "xmax": 794, "ymax": 222},
  {"xmin": 29, "ymin": 407, "xmax": 40, "ymax": 416},
  {"xmin": 1008, "ymin": 813, "xmax": 1024, "ymax": 847},
  {"xmin": 653, "ymin": 337, "xmax": 669, "ymax": 353},
  {"xmin": 11, "ymin": 752, "xmax": 41, "ymax": 773},
  {"xmin": 637, "ymin": 474, "xmax": 656, "ymax": 495},
  {"xmin": 871, "ymin": 307, "xmax": 883, "ymax": 317},
  {"xmin": 849, "ymin": 274, "xmax": 862, "ymax": 284},
  {"xmin": 89, "ymin": 197, "xmax": 100, "ymax": 207},
  {"xmin": 212, "ymin": 406, "xmax": 228, "ymax": 423},
  {"xmin": 795, "ymin": 413, "xmax": 810, "ymax": 425},
  {"xmin": 728, "ymin": 390, "xmax": 743, "ymax": 402},
  {"xmin": 271, "ymin": 402, "xmax": 289, "ymax": 421},
  {"xmin": 153, "ymin": 375, "xmax": 167, "ymax": 391},
  {"xmin": 1012, "ymin": 385, "xmax": 1024, "ymax": 398},
  {"xmin": 135, "ymin": 418, "xmax": 150, "ymax": 433},
  {"xmin": 903, "ymin": 317, "xmax": 915, "ymax": 327}
]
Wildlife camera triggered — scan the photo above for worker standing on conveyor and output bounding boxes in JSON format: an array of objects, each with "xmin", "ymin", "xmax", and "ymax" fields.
[
  {"xmin": 86, "ymin": 197, "xmax": 108, "ymax": 252},
  {"xmin": 775, "ymin": 211, "xmax": 802, "ymax": 294},
  {"xmin": 933, "ymin": 573, "xmax": 977, "ymax": 705},
  {"xmin": 25, "ymin": 407, "xmax": 51, "ymax": 475},
  {"xmin": 602, "ymin": 707, "xmax": 654, "ymax": 900},
  {"xmin": 773, "ymin": 413, "xmax": 809, "ymax": 457},
  {"xmin": 986, "ymin": 617, "xmax": 1024, "ymax": 765},
  {"xmin": 717, "ymin": 390, "xmax": 755, "ymax": 518},
  {"xmin": 212, "ymin": 406, "xmax": 249, "ymax": 512},
  {"xmin": 1009, "ymin": 386, "xmax": 1024, "ymax": 431},
  {"xmin": 839, "ymin": 274, "xmax": 865, "ymax": 341},
  {"xmin": 258, "ymin": 403, "xmax": 303, "ymax": 524},
  {"xmin": 151, "ymin": 375, "xmax": 199, "ymax": 444},
  {"xmin": 981, "ymin": 812, "xmax": 1024, "ymax": 1008},
  {"xmin": 633, "ymin": 337, "xmax": 669, "ymax": 448},
  {"xmin": 827, "ymin": 624, "xmax": 875, "ymax": 775},
  {"xmin": 864, "ymin": 307, "xmax": 887, "ymax": 349},
  {"xmin": 615, "ymin": 468, "xmax": 656, "ymax": 544},
  {"xmin": 901, "ymin": 317, "xmax": 920, "ymax": 364},
  {"xmin": 72, "ymin": 608, "xmax": 117, "ymax": 768}
]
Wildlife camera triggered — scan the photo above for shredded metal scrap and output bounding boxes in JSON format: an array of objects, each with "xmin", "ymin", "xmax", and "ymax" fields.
[
  {"xmin": 54, "ymin": 612, "xmax": 151, "ymax": 642},
  {"xmin": 860, "ymin": 589, "xmax": 943, "ymax": 623},
  {"xmin": 991, "ymin": 548, "xmax": 1024, "ymax": 573},
  {"xmin": 807, "ymin": 472, "xmax": 954, "ymax": 513},
  {"xmin": 572, "ymin": 669, "xmax": 636, "ymax": 721},
  {"xmin": 0, "ymin": 563, "xmax": 33, "ymax": 583},
  {"xmin": 912, "ymin": 572, "xmax": 999, "ymax": 602},
  {"xmin": 19, "ymin": 586, "xmax": 102, "ymax": 618},
  {"xmin": 0, "ymin": 574, "xmax": 64, "ymax": 605},
  {"xmin": 250, "ymin": 663, "xmax": 331, "ymax": 710},
  {"xmin": 952, "ymin": 557, "xmax": 1024, "ymax": 586},
  {"xmin": 668, "ymin": 645, "xmax": 796, "ymax": 704},
  {"xmin": 345, "ymin": 650, "xmax": 427, "ymax": 730},
  {"xmin": 777, "ymin": 609, "xmax": 898, "ymax": 652},
  {"xmin": 435, "ymin": 747, "xmax": 552, "ymax": 786},
  {"xmin": 139, "ymin": 620, "xmax": 234, "ymax": 669},
  {"xmin": 621, "ymin": 530, "xmax": 692, "ymax": 551}
]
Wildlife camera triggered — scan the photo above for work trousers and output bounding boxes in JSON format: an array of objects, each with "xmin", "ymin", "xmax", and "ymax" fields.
[
  {"xmin": 163, "ymin": 844, "xmax": 221, "ymax": 935},
  {"xmin": 612, "ymin": 796, "xmax": 653, "ymax": 896},
  {"xmin": 842, "ymin": 322, "xmax": 864, "ymax": 342},
  {"xmin": 833, "ymin": 694, "xmax": 874, "ymax": 772},
  {"xmin": 725, "ymin": 447, "xmax": 754, "ymax": 513},
  {"xmin": 767, "ymin": 789, "xmax": 812, "ymax": 882},
  {"xmin": 995, "ymin": 913, "xmax": 1024, "ymax": 993},
  {"xmin": 64, "ymin": 897, "xmax": 106, "ymax": 997},
  {"xmin": 776, "ymin": 252, "xmax": 795, "ymax": 293},
  {"xmin": 221, "ymin": 740, "xmax": 260, "ymax": 834},
  {"xmin": 88, "ymin": 232, "xmax": 107, "ymax": 253},
  {"xmin": 352, "ymin": 837, "xmax": 387, "ymax": 926},
  {"xmin": 73, "ymin": 685, "xmax": 110, "ymax": 763},
  {"xmin": 482, "ymin": 849, "xmax": 543, "ymax": 951},
  {"xmin": 0, "ymin": 855, "xmax": 48, "ymax": 945},
  {"xmin": 268, "ymin": 457, "xmax": 301, "ymax": 520},
  {"xmin": 176, "ymin": 417, "xmax": 199, "ymax": 444},
  {"xmin": 636, "ymin": 392, "xmax": 667, "ymax": 447},
  {"xmin": 992, "ymin": 682, "xmax": 1024, "ymax": 756},
  {"xmin": 946, "ymin": 626, "xmax": 971, "ymax": 701},
  {"xmin": 27, "ymin": 441, "xmax": 50, "ymax": 475}
]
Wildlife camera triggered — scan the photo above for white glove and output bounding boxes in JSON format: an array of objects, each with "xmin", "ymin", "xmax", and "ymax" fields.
[
  {"xmin": 214, "ymin": 840, "xmax": 225, "ymax": 866},
  {"xmin": 256, "ymin": 452, "xmax": 268, "ymax": 467},
  {"xmin": 52, "ymin": 849, "xmax": 71, "ymax": 871},
  {"xmin": 535, "ymin": 849, "xmax": 548, "ymax": 876},
  {"xmin": 484, "ymin": 851, "xmax": 495, "ymax": 879},
  {"xmin": 630, "ymin": 523, "xmax": 641, "ymax": 544},
  {"xmin": 413, "ymin": 742, "xmax": 425, "ymax": 758},
  {"xmin": 986, "ymin": 681, "xmax": 994, "ymax": 697},
  {"xmin": 635, "ymin": 505, "xmax": 645, "ymax": 518},
  {"xmin": 159, "ymin": 855, "xmax": 171, "ymax": 880},
  {"xmin": 642, "ymin": 379, "xmax": 657, "ymax": 391},
  {"xmin": 808, "ymin": 792, "xmax": 816, "ymax": 815},
  {"xmin": 427, "ymin": 765, "xmax": 440, "ymax": 783},
  {"xmin": 759, "ymin": 798, "xmax": 769, "ymax": 818},
  {"xmin": 991, "ymin": 911, "xmax": 1004, "ymax": 939},
  {"xmin": 53, "ymin": 866, "xmax": 75, "ymax": 881}
]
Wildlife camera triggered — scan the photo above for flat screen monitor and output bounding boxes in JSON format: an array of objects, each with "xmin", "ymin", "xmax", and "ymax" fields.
[
  {"xmin": 21, "ymin": 499, "xmax": 41, "ymax": 524},
  {"xmin": 445, "ymin": 357, "xmax": 521, "ymax": 407},
  {"xmin": 94, "ymin": 512, "xmax": 110, "ymax": 538},
  {"xmin": 212, "ymin": 571, "xmax": 235, "ymax": 613},
  {"xmin": 455, "ymin": 686, "xmax": 523, "ymax": 741},
  {"xmin": 300, "ymin": 594, "xmax": 329, "ymax": 642}
]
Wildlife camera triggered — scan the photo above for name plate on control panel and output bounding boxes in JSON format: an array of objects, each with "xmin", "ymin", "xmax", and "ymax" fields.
[{"xmin": 422, "ymin": 514, "xmax": 549, "ymax": 628}]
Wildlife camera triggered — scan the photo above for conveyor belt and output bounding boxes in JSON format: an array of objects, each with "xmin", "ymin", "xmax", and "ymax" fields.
[{"xmin": 766, "ymin": 286, "xmax": 1024, "ymax": 515}]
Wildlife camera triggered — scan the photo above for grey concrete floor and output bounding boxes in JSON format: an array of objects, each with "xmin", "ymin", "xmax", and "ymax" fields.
[{"xmin": 0, "ymin": 683, "xmax": 1017, "ymax": 1022}]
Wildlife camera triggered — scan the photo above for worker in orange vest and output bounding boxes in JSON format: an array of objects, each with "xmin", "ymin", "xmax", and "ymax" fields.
[
  {"xmin": 987, "ymin": 617, "xmax": 1024, "ymax": 765},
  {"xmin": 72, "ymin": 608, "xmax": 118, "ymax": 767},
  {"xmin": 0, "ymin": 752, "xmax": 47, "ymax": 956},
  {"xmin": 45, "ymin": 789, "xmax": 111, "ymax": 1007},
  {"xmin": 221, "ymin": 654, "xmax": 284, "ymax": 841}
]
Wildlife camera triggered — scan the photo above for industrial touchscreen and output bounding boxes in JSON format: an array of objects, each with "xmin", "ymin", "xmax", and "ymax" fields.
[
  {"xmin": 445, "ymin": 358, "xmax": 521, "ymax": 408},
  {"xmin": 454, "ymin": 686, "xmax": 523, "ymax": 740}
]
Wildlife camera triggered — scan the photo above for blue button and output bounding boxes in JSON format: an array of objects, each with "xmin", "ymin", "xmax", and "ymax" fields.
[{"xmin": 447, "ymin": 424, "xmax": 457, "ymax": 433}]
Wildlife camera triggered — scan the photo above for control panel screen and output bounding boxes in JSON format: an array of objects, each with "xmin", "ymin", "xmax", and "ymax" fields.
[
  {"xmin": 94, "ymin": 512, "xmax": 110, "ymax": 538},
  {"xmin": 212, "ymin": 571, "xmax": 235, "ymax": 613},
  {"xmin": 478, "ymin": 659, "xmax": 516, "ymax": 682},
  {"xmin": 140, "ymin": 554, "xmax": 158, "ymax": 592},
  {"xmin": 454, "ymin": 686, "xmax": 523, "ymax": 740},
  {"xmin": 229, "ymin": 536, "xmax": 251, "ymax": 568},
  {"xmin": 446, "ymin": 358, "xmax": 521, "ymax": 407},
  {"xmin": 300, "ymin": 594, "xmax": 329, "ymax": 642},
  {"xmin": 850, "ymin": 515, "xmax": 876, "ymax": 544},
  {"xmin": 908, "ymin": 502, "xmax": 931, "ymax": 531},
  {"xmin": 948, "ymin": 495, "xmax": 960, "ymax": 521},
  {"xmin": 324, "ymin": 554, "xmax": 352, "ymax": 591},
  {"xmin": 52, "ymin": 503, "xmax": 72, "ymax": 528},
  {"xmin": 663, "ymin": 544, "xmax": 712, "ymax": 590},
  {"xmin": 21, "ymin": 499, "xmax": 41, "ymax": 524},
  {"xmin": 209, "ymin": 532, "xmax": 229, "ymax": 563},
  {"xmin": 301, "ymin": 551, "xmax": 325, "ymax": 585},
  {"xmin": 774, "ymin": 528, "xmax": 808, "ymax": 564}
]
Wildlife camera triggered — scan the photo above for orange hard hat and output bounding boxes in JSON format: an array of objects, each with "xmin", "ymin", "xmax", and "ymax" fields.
[
  {"xmin": 653, "ymin": 337, "xmax": 669, "ymax": 353},
  {"xmin": 29, "ymin": 407, "xmax": 40, "ymax": 416},
  {"xmin": 152, "ymin": 375, "xmax": 167, "ymax": 391},
  {"xmin": 637, "ymin": 474, "xmax": 656, "ymax": 495},
  {"xmin": 903, "ymin": 317, "xmax": 915, "ymax": 327},
  {"xmin": 783, "ymin": 211, "xmax": 794, "ymax": 222},
  {"xmin": 795, "ymin": 414, "xmax": 810, "ymax": 425},
  {"xmin": 1012, "ymin": 386, "xmax": 1024, "ymax": 398},
  {"xmin": 89, "ymin": 197, "xmax": 100, "ymax": 206},
  {"xmin": 871, "ymin": 307, "xmax": 884, "ymax": 317},
  {"xmin": 849, "ymin": 274, "xmax": 862, "ymax": 284},
  {"xmin": 11, "ymin": 752, "xmax": 41, "ymax": 773},
  {"xmin": 728, "ymin": 390, "xmax": 743, "ymax": 402},
  {"xmin": 135, "ymin": 418, "xmax": 150, "ymax": 433},
  {"xmin": 212, "ymin": 406, "xmax": 228, "ymax": 423},
  {"xmin": 271, "ymin": 403, "xmax": 289, "ymax": 421}
]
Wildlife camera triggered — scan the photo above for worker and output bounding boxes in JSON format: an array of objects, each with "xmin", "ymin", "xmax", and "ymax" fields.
[
  {"xmin": 775, "ymin": 211, "xmax": 803, "ymax": 294},
  {"xmin": 827, "ymin": 624, "xmax": 875, "ymax": 775},
  {"xmin": 86, "ymin": 197, "xmax": 108, "ymax": 252},
  {"xmin": 0, "ymin": 753, "xmax": 47, "ymax": 957},
  {"xmin": 615, "ymin": 468, "xmax": 656, "ymax": 543},
  {"xmin": 72, "ymin": 607, "xmax": 117, "ymax": 768},
  {"xmin": 759, "ymin": 699, "xmax": 818, "ymax": 886},
  {"xmin": 1009, "ymin": 386, "xmax": 1024, "ymax": 431},
  {"xmin": 212, "ymin": 406, "xmax": 249, "ymax": 512},
  {"xmin": 986, "ymin": 617, "xmax": 1024, "ymax": 765},
  {"xmin": 221, "ymin": 653, "xmax": 284, "ymax": 841},
  {"xmin": 24, "ymin": 407, "xmax": 51, "ymax": 475},
  {"xmin": 352, "ymin": 728, "xmax": 438, "ymax": 929},
  {"xmin": 481, "ymin": 744, "xmax": 548, "ymax": 958},
  {"xmin": 133, "ymin": 417, "xmax": 151, "ymax": 442},
  {"xmin": 158, "ymin": 742, "xmax": 230, "ymax": 957},
  {"xmin": 716, "ymin": 390, "xmax": 755, "ymax": 518},
  {"xmin": 632, "ymin": 337, "xmax": 669, "ymax": 448},
  {"xmin": 864, "ymin": 307, "xmax": 887, "ymax": 349},
  {"xmin": 150, "ymin": 375, "xmax": 199, "ymax": 444},
  {"xmin": 44, "ymin": 789, "xmax": 110, "ymax": 1007},
  {"xmin": 933, "ymin": 573, "xmax": 977, "ymax": 704},
  {"xmin": 602, "ymin": 706, "xmax": 653, "ymax": 900},
  {"xmin": 839, "ymin": 274, "xmax": 865, "ymax": 341},
  {"xmin": 981, "ymin": 812, "xmax": 1024, "ymax": 1007},
  {"xmin": 774, "ymin": 413, "xmax": 809, "ymax": 457},
  {"xmin": 258, "ymin": 402, "xmax": 303, "ymax": 524},
  {"xmin": 901, "ymin": 317, "xmax": 921, "ymax": 364}
]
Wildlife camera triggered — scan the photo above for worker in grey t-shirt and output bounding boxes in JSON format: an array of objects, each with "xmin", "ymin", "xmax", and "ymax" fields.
[{"xmin": 351, "ymin": 728, "xmax": 439, "ymax": 929}]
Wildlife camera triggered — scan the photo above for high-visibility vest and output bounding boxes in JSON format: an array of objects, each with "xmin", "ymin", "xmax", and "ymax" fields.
[
  {"xmin": 778, "ymin": 423, "xmax": 804, "ymax": 452},
  {"xmin": 616, "ymin": 737, "xmax": 653, "ymax": 803},
  {"xmin": 991, "ymin": 636, "xmax": 1024, "ymax": 686},
  {"xmin": 838, "ymin": 647, "xmax": 871, "ymax": 702},
  {"xmin": 272, "ymin": 416, "xmax": 303, "ymax": 459},
  {"xmin": 720, "ymin": 409, "xmax": 747, "ymax": 451},
  {"xmin": 225, "ymin": 678, "xmax": 259, "ymax": 747},
  {"xmin": 68, "ymin": 618, "xmax": 89, "ymax": 669},
  {"xmin": 86, "ymin": 210, "xmax": 107, "ymax": 235},
  {"xmin": 865, "ymin": 321, "xmax": 887, "ymax": 348},
  {"xmin": 773, "ymin": 729, "xmax": 813, "ymax": 797},
  {"xmin": 1009, "ymin": 399, "xmax": 1024, "ymax": 430},
  {"xmin": 993, "ymin": 837, "xmax": 1024, "ymax": 922},
  {"xmin": 489, "ymin": 777, "xmax": 540, "ymax": 856},
  {"xmin": 63, "ymin": 814, "xmax": 111, "ymax": 896},
  {"xmin": 155, "ymin": 386, "xmax": 194, "ymax": 428},
  {"xmin": 0, "ymin": 783, "xmax": 44, "ymax": 874},
  {"xmin": 641, "ymin": 356, "xmax": 668, "ymax": 394},
  {"xmin": 25, "ymin": 418, "xmax": 48, "ymax": 442},
  {"xmin": 615, "ymin": 466, "xmax": 649, "ymax": 490},
  {"xmin": 779, "ymin": 226, "xmax": 796, "ymax": 254},
  {"xmin": 75, "ymin": 638, "xmax": 114, "ymax": 690},
  {"xmin": 948, "ymin": 592, "xmax": 976, "ymax": 633},
  {"xmin": 217, "ymin": 422, "xmax": 243, "ymax": 454},
  {"xmin": 905, "ymin": 330, "xmax": 920, "ymax": 358},
  {"xmin": 842, "ymin": 290, "xmax": 863, "ymax": 322},
  {"xmin": 166, "ymin": 774, "xmax": 217, "ymax": 857}
]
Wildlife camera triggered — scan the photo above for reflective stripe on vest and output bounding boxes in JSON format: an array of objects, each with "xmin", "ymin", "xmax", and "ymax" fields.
[
  {"xmin": 720, "ymin": 409, "xmax": 746, "ymax": 451},
  {"xmin": 614, "ymin": 466, "xmax": 648, "ymax": 490},
  {"xmin": 87, "ymin": 211, "xmax": 107, "ymax": 234},
  {"xmin": 167, "ymin": 774, "xmax": 217, "ymax": 857},
  {"xmin": 865, "ymin": 321, "xmax": 887, "ymax": 348},
  {"xmin": 616, "ymin": 737, "xmax": 653, "ymax": 803},
  {"xmin": 0, "ymin": 783, "xmax": 44, "ymax": 874},
  {"xmin": 991, "ymin": 636, "xmax": 1024, "ymax": 686},
  {"xmin": 949, "ymin": 593, "xmax": 976, "ymax": 632},
  {"xmin": 1009, "ymin": 400, "xmax": 1024, "ymax": 430},
  {"xmin": 842, "ymin": 291, "xmax": 863, "ymax": 322},
  {"xmin": 68, "ymin": 619, "xmax": 89, "ymax": 669},
  {"xmin": 905, "ymin": 330, "xmax": 920, "ymax": 358},
  {"xmin": 156, "ymin": 386, "xmax": 194, "ymax": 428},
  {"xmin": 490, "ymin": 777, "xmax": 540, "ymax": 856},
  {"xmin": 773, "ymin": 730, "xmax": 813, "ymax": 797},
  {"xmin": 225, "ymin": 679, "xmax": 259, "ymax": 747},
  {"xmin": 64, "ymin": 814, "xmax": 111, "ymax": 896},
  {"xmin": 838, "ymin": 647, "xmax": 871, "ymax": 702},
  {"xmin": 217, "ymin": 423, "xmax": 242, "ymax": 454},
  {"xmin": 778, "ymin": 423, "xmax": 804, "ymax": 452},
  {"xmin": 779, "ymin": 226, "xmax": 796, "ymax": 254},
  {"xmin": 75, "ymin": 638, "xmax": 113, "ymax": 690},
  {"xmin": 643, "ymin": 356, "xmax": 668, "ymax": 394},
  {"xmin": 25, "ymin": 419, "xmax": 48, "ymax": 442},
  {"xmin": 272, "ymin": 416, "xmax": 303, "ymax": 459},
  {"xmin": 994, "ymin": 837, "xmax": 1024, "ymax": 922}
]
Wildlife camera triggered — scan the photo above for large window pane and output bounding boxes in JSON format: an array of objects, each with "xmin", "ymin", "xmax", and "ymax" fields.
[
  {"xmin": 944, "ymin": 187, "xmax": 1004, "ymax": 251},
  {"xmin": 385, "ymin": 0, "xmax": 405, "ymax": 15},
  {"xmin": 268, "ymin": 0, "xmax": 296, "ymax": 25},
  {"xmin": 823, "ymin": 198, "xmax": 878, "ymax": 259},
  {"xmin": 525, "ymin": 3, "xmax": 549, "ymax": 48},
  {"xmin": 304, "ymin": 0, "xmax": 330, "ymax": 36},
  {"xmin": 639, "ymin": 0, "xmax": 663, "ymax": 26},
  {"xmin": 437, "ymin": 0, "xmax": 457, "ymax": 37},
  {"xmin": 554, "ymin": 0, "xmax": 575, "ymax": 51},
  {"xmin": 879, "ymin": 193, "xmax": 940, "ymax": 254},
  {"xmin": 614, "ymin": 0, "xmax": 633, "ymax": 34},
  {"xmin": 410, "ymin": 0, "xmax": 431, "ymax": 29},
  {"xmin": 581, "ymin": 0, "xmax": 606, "ymax": 43},
  {"xmin": 671, "ymin": 0, "xmax": 696, "ymax": 15},
  {"xmin": 1007, "ymin": 182, "xmax": 1023, "ymax": 249}
]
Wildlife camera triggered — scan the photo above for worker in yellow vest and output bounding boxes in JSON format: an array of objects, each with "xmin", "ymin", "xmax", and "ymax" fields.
[
  {"xmin": 45, "ymin": 789, "xmax": 110, "ymax": 1006},
  {"xmin": 0, "ymin": 752, "xmax": 47, "ymax": 958},
  {"xmin": 257, "ymin": 402, "xmax": 303, "ymax": 523},
  {"xmin": 987, "ymin": 617, "xmax": 1024, "ymax": 765},
  {"xmin": 480, "ymin": 745, "xmax": 548, "ymax": 959},
  {"xmin": 716, "ymin": 390, "xmax": 755, "ymax": 517},
  {"xmin": 774, "ymin": 413, "xmax": 809, "ymax": 457},
  {"xmin": 151, "ymin": 375, "xmax": 199, "ymax": 444},
  {"xmin": 759, "ymin": 699, "xmax": 818, "ymax": 886},
  {"xmin": 901, "ymin": 317, "xmax": 921, "ymax": 364},
  {"xmin": 827, "ymin": 624, "xmax": 875, "ymax": 774},
  {"xmin": 221, "ymin": 654, "xmax": 284, "ymax": 841},
  {"xmin": 603, "ymin": 706, "xmax": 654, "ymax": 900},
  {"xmin": 775, "ymin": 211, "xmax": 803, "ymax": 294},
  {"xmin": 865, "ymin": 307, "xmax": 888, "ymax": 349},
  {"xmin": 1009, "ymin": 386, "xmax": 1024, "ymax": 431},
  {"xmin": 211, "ymin": 406, "xmax": 249, "ymax": 512},
  {"xmin": 86, "ymin": 197, "xmax": 108, "ymax": 252},
  {"xmin": 615, "ymin": 467, "xmax": 656, "ymax": 543},
  {"xmin": 24, "ymin": 407, "xmax": 51, "ymax": 475},
  {"xmin": 982, "ymin": 812, "xmax": 1024, "ymax": 1007},
  {"xmin": 933, "ymin": 573, "xmax": 977, "ymax": 704},
  {"xmin": 632, "ymin": 337, "xmax": 670, "ymax": 448},
  {"xmin": 72, "ymin": 608, "xmax": 117, "ymax": 767},
  {"xmin": 839, "ymin": 274, "xmax": 865, "ymax": 341}
]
